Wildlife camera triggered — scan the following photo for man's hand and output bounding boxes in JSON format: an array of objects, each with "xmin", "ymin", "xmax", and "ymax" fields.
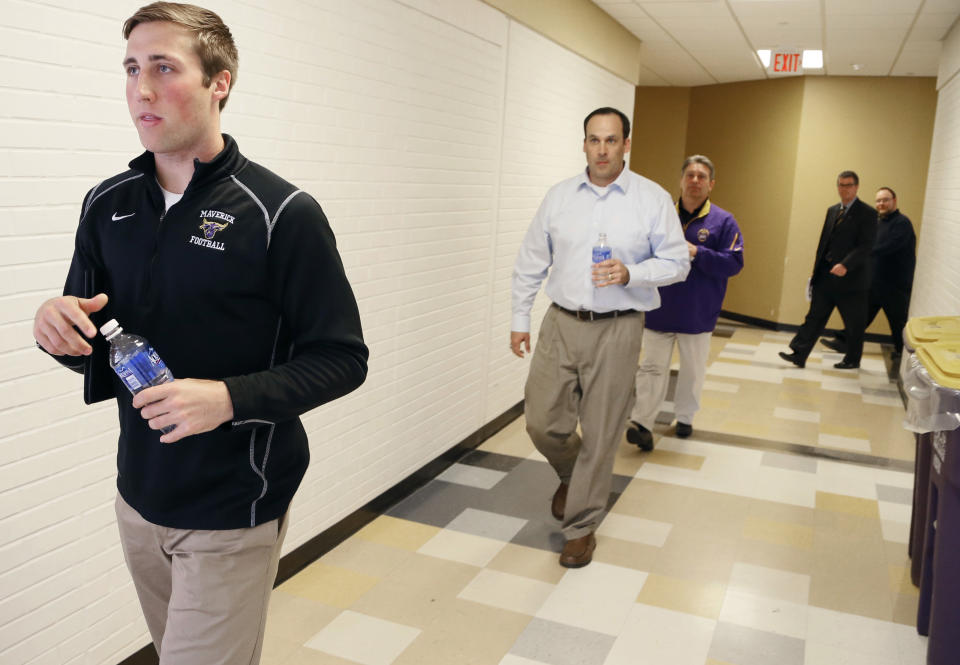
[
  {"xmin": 133, "ymin": 379, "xmax": 235, "ymax": 444},
  {"xmin": 34, "ymin": 293, "xmax": 109, "ymax": 356},
  {"xmin": 687, "ymin": 241, "xmax": 698, "ymax": 260},
  {"xmin": 829, "ymin": 263, "xmax": 848, "ymax": 277},
  {"xmin": 592, "ymin": 258, "xmax": 629, "ymax": 287},
  {"xmin": 510, "ymin": 331, "xmax": 531, "ymax": 358}
]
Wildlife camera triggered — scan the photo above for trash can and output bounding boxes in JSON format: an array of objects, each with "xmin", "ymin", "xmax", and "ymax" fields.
[
  {"xmin": 903, "ymin": 316, "xmax": 960, "ymax": 586},
  {"xmin": 903, "ymin": 340, "xmax": 960, "ymax": 663}
]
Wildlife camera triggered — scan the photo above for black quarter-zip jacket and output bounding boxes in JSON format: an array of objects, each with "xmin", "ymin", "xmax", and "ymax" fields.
[{"xmin": 58, "ymin": 135, "xmax": 368, "ymax": 529}]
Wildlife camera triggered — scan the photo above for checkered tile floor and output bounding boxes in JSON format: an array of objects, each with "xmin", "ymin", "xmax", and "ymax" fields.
[{"xmin": 261, "ymin": 322, "xmax": 926, "ymax": 665}]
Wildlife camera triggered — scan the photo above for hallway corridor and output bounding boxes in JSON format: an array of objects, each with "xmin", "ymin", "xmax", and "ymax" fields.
[{"xmin": 260, "ymin": 321, "xmax": 926, "ymax": 665}]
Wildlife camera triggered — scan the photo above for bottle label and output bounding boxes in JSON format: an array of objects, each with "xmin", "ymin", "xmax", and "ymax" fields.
[
  {"xmin": 113, "ymin": 348, "xmax": 170, "ymax": 392},
  {"xmin": 592, "ymin": 246, "xmax": 612, "ymax": 263}
]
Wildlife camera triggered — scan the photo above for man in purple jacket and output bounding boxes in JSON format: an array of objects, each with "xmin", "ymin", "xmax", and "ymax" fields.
[{"xmin": 626, "ymin": 156, "xmax": 744, "ymax": 450}]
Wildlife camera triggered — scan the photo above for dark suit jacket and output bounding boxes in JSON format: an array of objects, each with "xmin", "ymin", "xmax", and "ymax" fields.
[{"xmin": 811, "ymin": 197, "xmax": 877, "ymax": 293}]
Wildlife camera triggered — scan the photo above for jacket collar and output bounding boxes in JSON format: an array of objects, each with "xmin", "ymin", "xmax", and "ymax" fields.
[{"xmin": 128, "ymin": 134, "xmax": 246, "ymax": 193}]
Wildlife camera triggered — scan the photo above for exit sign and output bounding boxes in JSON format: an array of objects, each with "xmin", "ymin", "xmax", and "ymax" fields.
[{"xmin": 769, "ymin": 49, "xmax": 803, "ymax": 75}]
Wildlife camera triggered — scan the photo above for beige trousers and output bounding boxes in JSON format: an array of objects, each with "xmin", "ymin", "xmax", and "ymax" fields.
[
  {"xmin": 631, "ymin": 329, "xmax": 712, "ymax": 429},
  {"xmin": 524, "ymin": 305, "xmax": 644, "ymax": 539},
  {"xmin": 115, "ymin": 494, "xmax": 288, "ymax": 665}
]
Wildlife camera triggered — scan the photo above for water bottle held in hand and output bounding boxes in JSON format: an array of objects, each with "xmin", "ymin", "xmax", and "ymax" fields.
[
  {"xmin": 100, "ymin": 319, "xmax": 175, "ymax": 434},
  {"xmin": 592, "ymin": 232, "xmax": 612, "ymax": 263}
]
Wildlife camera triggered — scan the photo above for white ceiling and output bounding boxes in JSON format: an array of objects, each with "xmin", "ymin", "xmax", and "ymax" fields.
[{"xmin": 592, "ymin": 0, "xmax": 960, "ymax": 85}]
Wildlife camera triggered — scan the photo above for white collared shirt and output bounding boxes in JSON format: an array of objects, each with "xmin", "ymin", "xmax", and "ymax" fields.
[{"xmin": 511, "ymin": 166, "xmax": 690, "ymax": 332}]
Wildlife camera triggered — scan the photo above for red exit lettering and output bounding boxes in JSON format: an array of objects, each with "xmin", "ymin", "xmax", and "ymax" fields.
[{"xmin": 773, "ymin": 53, "xmax": 801, "ymax": 72}]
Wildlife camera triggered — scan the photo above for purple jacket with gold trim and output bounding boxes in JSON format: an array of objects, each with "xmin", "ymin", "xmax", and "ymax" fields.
[{"xmin": 645, "ymin": 200, "xmax": 744, "ymax": 334}]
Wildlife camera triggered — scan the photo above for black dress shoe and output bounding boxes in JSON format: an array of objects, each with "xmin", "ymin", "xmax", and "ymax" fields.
[
  {"xmin": 833, "ymin": 360, "xmax": 860, "ymax": 369},
  {"xmin": 820, "ymin": 337, "xmax": 846, "ymax": 353},
  {"xmin": 626, "ymin": 421, "xmax": 654, "ymax": 451},
  {"xmin": 675, "ymin": 422, "xmax": 693, "ymax": 438},
  {"xmin": 778, "ymin": 351, "xmax": 805, "ymax": 368}
]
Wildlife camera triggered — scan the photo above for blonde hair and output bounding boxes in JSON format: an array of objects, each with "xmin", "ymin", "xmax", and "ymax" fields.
[{"xmin": 123, "ymin": 2, "xmax": 238, "ymax": 110}]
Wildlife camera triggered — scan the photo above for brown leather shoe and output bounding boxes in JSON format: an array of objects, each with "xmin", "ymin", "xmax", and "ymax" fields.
[
  {"xmin": 559, "ymin": 533, "xmax": 596, "ymax": 568},
  {"xmin": 551, "ymin": 483, "xmax": 568, "ymax": 520}
]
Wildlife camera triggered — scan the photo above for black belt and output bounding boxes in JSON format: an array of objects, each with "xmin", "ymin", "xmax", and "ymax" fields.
[{"xmin": 552, "ymin": 303, "xmax": 638, "ymax": 321}]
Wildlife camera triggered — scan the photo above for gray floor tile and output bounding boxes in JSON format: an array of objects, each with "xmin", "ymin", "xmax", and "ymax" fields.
[
  {"xmin": 876, "ymin": 483, "xmax": 913, "ymax": 505},
  {"xmin": 708, "ymin": 622, "xmax": 805, "ymax": 665},
  {"xmin": 445, "ymin": 507, "xmax": 528, "ymax": 541},
  {"xmin": 459, "ymin": 449, "xmax": 525, "ymax": 472},
  {"xmin": 511, "ymin": 519, "xmax": 568, "ymax": 553},
  {"xmin": 510, "ymin": 618, "xmax": 615, "ymax": 665},
  {"xmin": 386, "ymin": 480, "xmax": 482, "ymax": 527},
  {"xmin": 761, "ymin": 451, "xmax": 818, "ymax": 473}
]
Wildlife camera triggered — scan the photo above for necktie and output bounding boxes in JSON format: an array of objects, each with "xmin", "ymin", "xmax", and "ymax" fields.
[{"xmin": 835, "ymin": 206, "xmax": 845, "ymax": 224}]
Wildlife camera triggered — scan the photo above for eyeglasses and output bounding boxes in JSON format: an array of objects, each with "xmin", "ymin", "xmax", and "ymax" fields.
[{"xmin": 837, "ymin": 183, "xmax": 857, "ymax": 188}]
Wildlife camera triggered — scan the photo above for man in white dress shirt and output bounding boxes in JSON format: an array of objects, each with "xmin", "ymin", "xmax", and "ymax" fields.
[{"xmin": 510, "ymin": 107, "xmax": 689, "ymax": 567}]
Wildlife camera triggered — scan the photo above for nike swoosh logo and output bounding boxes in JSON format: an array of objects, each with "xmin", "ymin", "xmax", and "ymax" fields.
[{"xmin": 112, "ymin": 212, "xmax": 135, "ymax": 221}]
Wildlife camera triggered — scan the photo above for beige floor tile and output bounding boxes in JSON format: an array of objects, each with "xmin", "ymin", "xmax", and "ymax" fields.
[
  {"xmin": 742, "ymin": 514, "xmax": 814, "ymax": 550},
  {"xmin": 636, "ymin": 573, "xmax": 726, "ymax": 619},
  {"xmin": 614, "ymin": 478, "xmax": 694, "ymax": 523},
  {"xmin": 348, "ymin": 552, "xmax": 481, "ymax": 628},
  {"xmin": 391, "ymin": 600, "xmax": 531, "ymax": 665},
  {"xmin": 766, "ymin": 419, "xmax": 821, "ymax": 446},
  {"xmin": 749, "ymin": 499, "xmax": 816, "ymax": 526},
  {"xmin": 613, "ymin": 440, "xmax": 648, "ymax": 477},
  {"xmin": 887, "ymin": 564, "xmax": 918, "ymax": 596},
  {"xmin": 642, "ymin": 448, "xmax": 705, "ymax": 471},
  {"xmin": 883, "ymin": 539, "xmax": 910, "ymax": 564},
  {"xmin": 735, "ymin": 538, "xmax": 813, "ymax": 576},
  {"xmin": 815, "ymin": 492, "xmax": 880, "ymax": 519},
  {"xmin": 717, "ymin": 419, "xmax": 771, "ymax": 438},
  {"xmin": 486, "ymin": 543, "xmax": 567, "ymax": 585},
  {"xmin": 279, "ymin": 646, "xmax": 365, "ymax": 665},
  {"xmin": 716, "ymin": 356, "xmax": 753, "ymax": 366},
  {"xmin": 321, "ymin": 536, "xmax": 415, "ymax": 578},
  {"xmin": 592, "ymin": 535, "xmax": 661, "ymax": 571},
  {"xmin": 265, "ymin": 591, "xmax": 342, "ymax": 645},
  {"xmin": 809, "ymin": 574, "xmax": 895, "ymax": 622},
  {"xmin": 810, "ymin": 534, "xmax": 894, "ymax": 621},
  {"xmin": 349, "ymin": 578, "xmax": 460, "ymax": 630},
  {"xmin": 278, "ymin": 562, "xmax": 381, "ymax": 608},
  {"xmin": 476, "ymin": 417, "xmax": 534, "ymax": 458},
  {"xmin": 676, "ymin": 490, "xmax": 752, "ymax": 537},
  {"xmin": 355, "ymin": 515, "xmax": 440, "ymax": 551},
  {"xmin": 891, "ymin": 592, "xmax": 921, "ymax": 627},
  {"xmin": 261, "ymin": 633, "xmax": 305, "ymax": 665},
  {"xmin": 819, "ymin": 422, "xmax": 872, "ymax": 439},
  {"xmin": 700, "ymin": 395, "xmax": 733, "ymax": 411},
  {"xmin": 652, "ymin": 525, "xmax": 739, "ymax": 583}
]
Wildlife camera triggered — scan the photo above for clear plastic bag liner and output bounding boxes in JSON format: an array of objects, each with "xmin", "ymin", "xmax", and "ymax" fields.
[{"xmin": 903, "ymin": 352, "xmax": 960, "ymax": 434}]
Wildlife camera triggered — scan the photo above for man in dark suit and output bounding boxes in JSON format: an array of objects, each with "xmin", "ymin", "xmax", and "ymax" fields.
[
  {"xmin": 779, "ymin": 171, "xmax": 878, "ymax": 369},
  {"xmin": 821, "ymin": 186, "xmax": 916, "ymax": 360}
]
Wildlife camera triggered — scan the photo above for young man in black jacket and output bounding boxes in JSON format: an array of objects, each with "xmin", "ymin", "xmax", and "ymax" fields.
[{"xmin": 32, "ymin": 3, "xmax": 367, "ymax": 662}]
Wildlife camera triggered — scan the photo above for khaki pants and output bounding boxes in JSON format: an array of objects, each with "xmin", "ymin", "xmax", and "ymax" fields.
[
  {"xmin": 115, "ymin": 494, "xmax": 288, "ymax": 665},
  {"xmin": 631, "ymin": 329, "xmax": 712, "ymax": 429},
  {"xmin": 524, "ymin": 305, "xmax": 644, "ymax": 539}
]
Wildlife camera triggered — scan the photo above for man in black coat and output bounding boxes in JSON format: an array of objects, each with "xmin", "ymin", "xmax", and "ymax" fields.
[
  {"xmin": 821, "ymin": 186, "xmax": 916, "ymax": 359},
  {"xmin": 780, "ymin": 171, "xmax": 878, "ymax": 369}
]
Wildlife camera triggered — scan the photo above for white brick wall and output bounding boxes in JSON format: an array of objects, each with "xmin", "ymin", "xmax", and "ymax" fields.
[
  {"xmin": 912, "ymin": 20, "xmax": 960, "ymax": 317},
  {"xmin": 0, "ymin": 0, "xmax": 635, "ymax": 662}
]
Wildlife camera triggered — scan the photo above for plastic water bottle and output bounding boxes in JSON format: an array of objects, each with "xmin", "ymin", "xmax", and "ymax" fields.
[
  {"xmin": 99, "ymin": 319, "xmax": 175, "ymax": 434},
  {"xmin": 592, "ymin": 232, "xmax": 612, "ymax": 263}
]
